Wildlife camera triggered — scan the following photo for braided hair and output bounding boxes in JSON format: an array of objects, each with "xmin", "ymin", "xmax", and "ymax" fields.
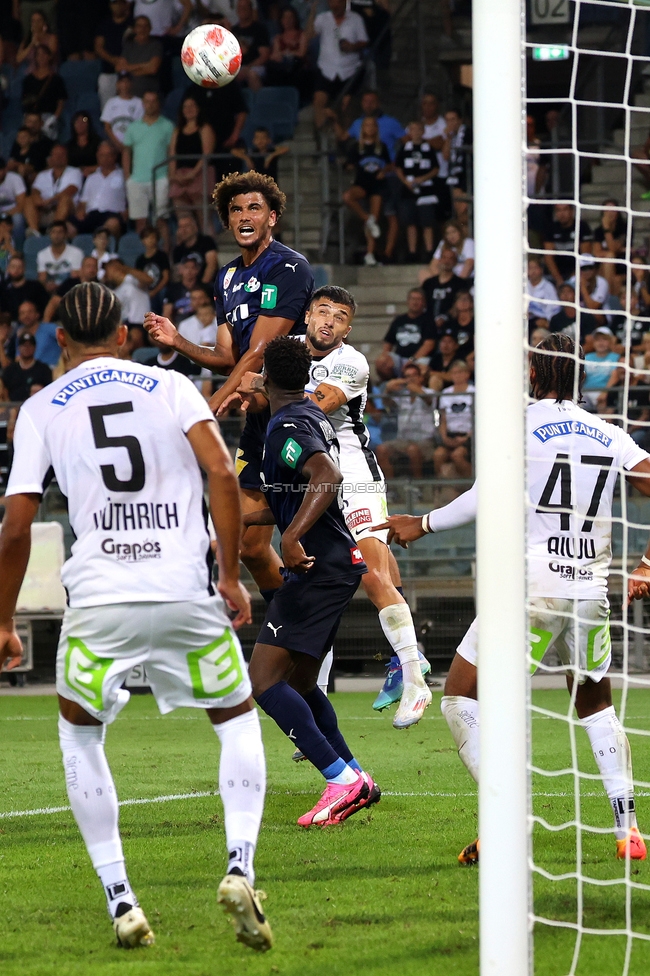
[
  {"xmin": 530, "ymin": 332, "xmax": 585, "ymax": 402},
  {"xmin": 58, "ymin": 282, "xmax": 122, "ymax": 345},
  {"xmin": 264, "ymin": 335, "xmax": 311, "ymax": 391}
]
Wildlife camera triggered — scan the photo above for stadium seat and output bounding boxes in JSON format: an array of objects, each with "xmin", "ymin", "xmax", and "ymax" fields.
[
  {"xmin": 172, "ymin": 58, "xmax": 189, "ymax": 92},
  {"xmin": 163, "ymin": 88, "xmax": 185, "ymax": 123},
  {"xmin": 23, "ymin": 236, "xmax": 50, "ymax": 280},
  {"xmin": 72, "ymin": 234, "xmax": 95, "ymax": 257},
  {"xmin": 73, "ymin": 91, "xmax": 103, "ymax": 137},
  {"xmin": 58, "ymin": 60, "xmax": 102, "ymax": 98},
  {"xmin": 132, "ymin": 347, "xmax": 157, "ymax": 363},
  {"xmin": 242, "ymin": 87, "xmax": 300, "ymax": 145},
  {"xmin": 118, "ymin": 231, "xmax": 145, "ymax": 266}
]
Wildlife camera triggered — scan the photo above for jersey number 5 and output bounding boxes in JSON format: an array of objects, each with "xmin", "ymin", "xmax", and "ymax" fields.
[
  {"xmin": 89, "ymin": 402, "xmax": 146, "ymax": 492},
  {"xmin": 536, "ymin": 453, "xmax": 613, "ymax": 532}
]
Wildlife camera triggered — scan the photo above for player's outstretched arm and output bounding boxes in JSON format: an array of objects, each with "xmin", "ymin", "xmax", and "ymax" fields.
[
  {"xmin": 0, "ymin": 493, "xmax": 40, "ymax": 669},
  {"xmin": 372, "ymin": 482, "xmax": 477, "ymax": 547},
  {"xmin": 625, "ymin": 459, "xmax": 650, "ymax": 604},
  {"xmin": 144, "ymin": 313, "xmax": 236, "ymax": 374},
  {"xmin": 186, "ymin": 420, "xmax": 252, "ymax": 628},
  {"xmin": 281, "ymin": 452, "xmax": 343, "ymax": 573}
]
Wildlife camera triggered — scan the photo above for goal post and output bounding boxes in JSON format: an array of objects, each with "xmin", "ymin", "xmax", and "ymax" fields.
[{"xmin": 473, "ymin": 0, "xmax": 530, "ymax": 972}]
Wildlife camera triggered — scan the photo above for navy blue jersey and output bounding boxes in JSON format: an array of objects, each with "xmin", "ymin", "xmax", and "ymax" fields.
[
  {"xmin": 215, "ymin": 240, "xmax": 314, "ymax": 356},
  {"xmin": 262, "ymin": 399, "xmax": 367, "ymax": 582}
]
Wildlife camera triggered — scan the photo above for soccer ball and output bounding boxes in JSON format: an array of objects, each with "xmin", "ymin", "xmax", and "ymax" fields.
[{"xmin": 181, "ymin": 24, "xmax": 242, "ymax": 89}]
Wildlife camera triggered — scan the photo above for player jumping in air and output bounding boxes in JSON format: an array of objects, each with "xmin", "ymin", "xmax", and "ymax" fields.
[
  {"xmin": 227, "ymin": 286, "xmax": 432, "ymax": 728},
  {"xmin": 375, "ymin": 333, "xmax": 650, "ymax": 863},
  {"xmin": 245, "ymin": 335, "xmax": 381, "ymax": 827},
  {"xmin": 144, "ymin": 171, "xmax": 314, "ymax": 604},
  {"xmin": 0, "ymin": 283, "xmax": 273, "ymax": 951}
]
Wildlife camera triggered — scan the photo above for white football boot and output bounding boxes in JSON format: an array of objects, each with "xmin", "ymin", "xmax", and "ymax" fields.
[
  {"xmin": 393, "ymin": 678, "xmax": 432, "ymax": 729},
  {"xmin": 217, "ymin": 873, "xmax": 273, "ymax": 952},
  {"xmin": 113, "ymin": 906, "xmax": 155, "ymax": 948}
]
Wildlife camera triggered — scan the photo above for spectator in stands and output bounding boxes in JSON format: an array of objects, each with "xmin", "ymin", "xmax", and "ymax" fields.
[
  {"xmin": 266, "ymin": 6, "xmax": 311, "ymax": 99},
  {"xmin": 420, "ymin": 92, "xmax": 446, "ymax": 169},
  {"xmin": 571, "ymin": 254, "xmax": 609, "ymax": 337},
  {"xmin": 592, "ymin": 198, "xmax": 626, "ymax": 297},
  {"xmin": 231, "ymin": 127, "xmax": 289, "ymax": 183},
  {"xmin": 375, "ymin": 287, "xmax": 434, "ymax": 380},
  {"xmin": 116, "ymin": 15, "xmax": 163, "ymax": 98},
  {"xmin": 527, "ymin": 257, "xmax": 560, "ymax": 329},
  {"xmin": 350, "ymin": 0, "xmax": 391, "ymax": 69},
  {"xmin": 632, "ymin": 129, "xmax": 650, "ymax": 200},
  {"xmin": 95, "ymin": 0, "xmax": 135, "ymax": 108},
  {"xmin": 8, "ymin": 114, "xmax": 53, "ymax": 184},
  {"xmin": 441, "ymin": 108, "xmax": 470, "ymax": 228},
  {"xmin": 427, "ymin": 328, "xmax": 460, "ymax": 390},
  {"xmin": 133, "ymin": 0, "xmax": 192, "ymax": 40},
  {"xmin": 43, "ymin": 256, "xmax": 99, "ymax": 323},
  {"xmin": 1, "ymin": 332, "xmax": 52, "ymax": 402},
  {"xmin": 66, "ymin": 112, "xmax": 101, "ymax": 178},
  {"xmin": 526, "ymin": 114, "xmax": 548, "ymax": 246},
  {"xmin": 29, "ymin": 144, "xmax": 82, "ymax": 230},
  {"xmin": 0, "ymin": 159, "xmax": 28, "ymax": 243},
  {"xmin": 395, "ymin": 121, "xmax": 441, "ymax": 263},
  {"xmin": 421, "ymin": 219, "xmax": 474, "ymax": 281},
  {"xmin": 0, "ymin": 215, "xmax": 16, "ymax": 275},
  {"xmin": 232, "ymin": 0, "xmax": 271, "ymax": 91},
  {"xmin": 632, "ymin": 255, "xmax": 650, "ymax": 314},
  {"xmin": 549, "ymin": 283, "xmax": 577, "ymax": 335},
  {"xmin": 543, "ymin": 202, "xmax": 593, "ymax": 287},
  {"xmin": 16, "ymin": 8, "xmax": 58, "ymax": 67},
  {"xmin": 90, "ymin": 227, "xmax": 119, "ymax": 281},
  {"xmin": 433, "ymin": 360, "xmax": 474, "ymax": 479},
  {"xmin": 103, "ymin": 257, "xmax": 152, "ymax": 326},
  {"xmin": 375, "ymin": 363, "xmax": 437, "ymax": 479},
  {"xmin": 101, "ymin": 73, "xmax": 145, "ymax": 152},
  {"xmin": 0, "ymin": 255, "xmax": 48, "ymax": 318},
  {"xmin": 122, "ymin": 91, "xmax": 174, "ymax": 249},
  {"xmin": 147, "ymin": 334, "xmax": 203, "ymax": 375},
  {"xmin": 163, "ymin": 256, "xmax": 202, "ymax": 323},
  {"xmin": 20, "ymin": 45, "xmax": 67, "ymax": 139},
  {"xmin": 134, "ymin": 225, "xmax": 170, "ymax": 311},
  {"xmin": 168, "ymin": 96, "xmax": 216, "ymax": 228},
  {"xmin": 308, "ymin": 0, "xmax": 369, "ymax": 131},
  {"xmin": 343, "ymin": 117, "xmax": 391, "ymax": 267},
  {"xmin": 604, "ymin": 370, "xmax": 650, "ymax": 448},
  {"xmin": 171, "ymin": 213, "xmax": 218, "ymax": 284},
  {"xmin": 75, "ymin": 142, "xmax": 127, "ymax": 241},
  {"xmin": 447, "ymin": 291, "xmax": 474, "ymax": 357},
  {"xmin": 178, "ymin": 299, "xmax": 218, "ymax": 347},
  {"xmin": 421, "ymin": 246, "xmax": 465, "ymax": 329},
  {"xmin": 188, "ymin": 81, "xmax": 248, "ymax": 179},
  {"xmin": 36, "ymin": 221, "xmax": 84, "ymax": 293},
  {"xmin": 5, "ymin": 299, "xmax": 60, "ymax": 366},
  {"xmin": 582, "ymin": 326, "xmax": 622, "ymax": 411},
  {"xmin": 0, "ymin": 313, "xmax": 11, "ymax": 372}
]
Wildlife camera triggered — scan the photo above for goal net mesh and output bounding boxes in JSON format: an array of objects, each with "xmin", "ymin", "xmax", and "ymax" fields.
[{"xmin": 525, "ymin": 2, "xmax": 650, "ymax": 972}]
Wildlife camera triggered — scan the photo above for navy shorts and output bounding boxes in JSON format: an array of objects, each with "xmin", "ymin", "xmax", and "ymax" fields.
[
  {"xmin": 235, "ymin": 408, "xmax": 270, "ymax": 492},
  {"xmin": 258, "ymin": 573, "xmax": 364, "ymax": 659}
]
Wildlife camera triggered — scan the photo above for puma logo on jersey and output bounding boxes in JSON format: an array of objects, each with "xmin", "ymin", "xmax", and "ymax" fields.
[
  {"xmin": 283, "ymin": 423, "xmax": 297, "ymax": 428},
  {"xmin": 285, "ymin": 262, "xmax": 298, "ymax": 272},
  {"xmin": 288, "ymin": 729, "xmax": 296, "ymax": 740},
  {"xmin": 267, "ymin": 622, "xmax": 282, "ymax": 636}
]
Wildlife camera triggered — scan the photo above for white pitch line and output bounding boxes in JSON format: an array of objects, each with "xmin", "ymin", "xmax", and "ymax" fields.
[{"xmin": 4, "ymin": 788, "xmax": 650, "ymax": 820}]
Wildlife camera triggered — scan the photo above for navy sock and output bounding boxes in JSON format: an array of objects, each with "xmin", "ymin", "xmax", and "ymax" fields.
[
  {"xmin": 256, "ymin": 681, "xmax": 341, "ymax": 775},
  {"xmin": 303, "ymin": 687, "xmax": 360, "ymax": 770},
  {"xmin": 260, "ymin": 588, "xmax": 279, "ymax": 605}
]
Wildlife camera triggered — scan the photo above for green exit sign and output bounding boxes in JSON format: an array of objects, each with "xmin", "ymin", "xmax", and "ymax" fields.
[{"xmin": 533, "ymin": 45, "xmax": 570, "ymax": 61}]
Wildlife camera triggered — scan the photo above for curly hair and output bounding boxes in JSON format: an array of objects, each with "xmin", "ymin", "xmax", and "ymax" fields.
[
  {"xmin": 530, "ymin": 332, "xmax": 585, "ymax": 403},
  {"xmin": 212, "ymin": 171, "xmax": 286, "ymax": 227},
  {"xmin": 264, "ymin": 335, "xmax": 311, "ymax": 391}
]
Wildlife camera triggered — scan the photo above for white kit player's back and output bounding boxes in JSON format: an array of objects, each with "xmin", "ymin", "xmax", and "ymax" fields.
[
  {"xmin": 7, "ymin": 357, "xmax": 215, "ymax": 607},
  {"xmin": 526, "ymin": 398, "xmax": 649, "ymax": 599}
]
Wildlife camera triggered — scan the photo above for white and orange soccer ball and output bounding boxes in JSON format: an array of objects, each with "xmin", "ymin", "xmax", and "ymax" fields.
[{"xmin": 180, "ymin": 24, "xmax": 242, "ymax": 89}]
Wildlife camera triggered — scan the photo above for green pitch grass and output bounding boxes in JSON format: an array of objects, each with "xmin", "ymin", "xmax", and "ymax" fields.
[{"xmin": 2, "ymin": 690, "xmax": 650, "ymax": 976}]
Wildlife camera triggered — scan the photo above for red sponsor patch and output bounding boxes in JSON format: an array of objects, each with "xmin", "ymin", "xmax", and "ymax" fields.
[
  {"xmin": 206, "ymin": 26, "xmax": 224, "ymax": 45},
  {"xmin": 347, "ymin": 508, "xmax": 372, "ymax": 530},
  {"xmin": 181, "ymin": 46, "xmax": 195, "ymax": 66},
  {"xmin": 350, "ymin": 547, "xmax": 364, "ymax": 565},
  {"xmin": 228, "ymin": 51, "xmax": 242, "ymax": 74}
]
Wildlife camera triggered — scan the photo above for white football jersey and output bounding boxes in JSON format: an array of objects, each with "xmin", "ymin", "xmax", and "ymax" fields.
[
  {"xmin": 527, "ymin": 399, "xmax": 648, "ymax": 598},
  {"xmin": 304, "ymin": 341, "xmax": 383, "ymax": 482},
  {"xmin": 6, "ymin": 357, "xmax": 216, "ymax": 609}
]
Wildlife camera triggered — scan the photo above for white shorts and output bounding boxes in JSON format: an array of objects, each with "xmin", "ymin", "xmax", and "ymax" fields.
[
  {"xmin": 56, "ymin": 596, "xmax": 252, "ymax": 723},
  {"xmin": 340, "ymin": 478, "xmax": 389, "ymax": 544},
  {"xmin": 456, "ymin": 598, "xmax": 612, "ymax": 684},
  {"xmin": 126, "ymin": 177, "xmax": 169, "ymax": 221}
]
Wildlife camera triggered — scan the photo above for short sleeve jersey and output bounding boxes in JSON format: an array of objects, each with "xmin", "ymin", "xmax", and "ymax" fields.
[
  {"xmin": 135, "ymin": 250, "xmax": 170, "ymax": 290},
  {"xmin": 545, "ymin": 219, "xmax": 594, "ymax": 280},
  {"xmin": 214, "ymin": 240, "xmax": 314, "ymax": 356},
  {"xmin": 395, "ymin": 141, "xmax": 438, "ymax": 202},
  {"xmin": 262, "ymin": 399, "xmax": 367, "ymax": 581},
  {"xmin": 527, "ymin": 398, "xmax": 649, "ymax": 598},
  {"xmin": 384, "ymin": 313, "xmax": 433, "ymax": 357},
  {"xmin": 5, "ymin": 357, "xmax": 216, "ymax": 608},
  {"xmin": 172, "ymin": 234, "xmax": 217, "ymax": 277}
]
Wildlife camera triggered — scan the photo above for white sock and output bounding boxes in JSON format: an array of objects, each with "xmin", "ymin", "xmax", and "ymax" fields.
[
  {"xmin": 441, "ymin": 696, "xmax": 480, "ymax": 783},
  {"xmin": 581, "ymin": 705, "xmax": 637, "ymax": 839},
  {"xmin": 213, "ymin": 709, "xmax": 266, "ymax": 885},
  {"xmin": 58, "ymin": 715, "xmax": 136, "ymax": 918},
  {"xmin": 378, "ymin": 603, "xmax": 423, "ymax": 688},
  {"xmin": 317, "ymin": 649, "xmax": 333, "ymax": 695},
  {"xmin": 329, "ymin": 764, "xmax": 359, "ymax": 785}
]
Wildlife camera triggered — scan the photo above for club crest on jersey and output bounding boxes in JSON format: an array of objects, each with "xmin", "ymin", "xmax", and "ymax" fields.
[
  {"xmin": 350, "ymin": 546, "xmax": 364, "ymax": 565},
  {"xmin": 319, "ymin": 418, "xmax": 335, "ymax": 441},
  {"xmin": 223, "ymin": 266, "xmax": 236, "ymax": 290},
  {"xmin": 312, "ymin": 364, "xmax": 329, "ymax": 382},
  {"xmin": 532, "ymin": 421, "xmax": 612, "ymax": 448},
  {"xmin": 52, "ymin": 369, "xmax": 158, "ymax": 405},
  {"xmin": 244, "ymin": 276, "xmax": 260, "ymax": 292}
]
